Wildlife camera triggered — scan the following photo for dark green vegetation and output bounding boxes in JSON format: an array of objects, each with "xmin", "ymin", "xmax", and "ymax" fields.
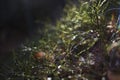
[{"xmin": 0, "ymin": 0, "xmax": 120, "ymax": 80}]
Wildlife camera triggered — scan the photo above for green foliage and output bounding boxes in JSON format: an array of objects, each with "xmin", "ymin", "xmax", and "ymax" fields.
[{"xmin": 1, "ymin": 0, "xmax": 119, "ymax": 80}]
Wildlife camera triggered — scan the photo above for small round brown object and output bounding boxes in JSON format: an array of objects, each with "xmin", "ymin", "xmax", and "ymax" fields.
[{"xmin": 34, "ymin": 51, "xmax": 46, "ymax": 60}]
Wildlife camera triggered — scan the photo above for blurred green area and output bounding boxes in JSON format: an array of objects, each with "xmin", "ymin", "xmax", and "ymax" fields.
[{"xmin": 1, "ymin": 0, "xmax": 120, "ymax": 80}]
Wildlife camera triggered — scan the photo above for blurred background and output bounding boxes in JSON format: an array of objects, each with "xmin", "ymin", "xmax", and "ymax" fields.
[{"xmin": 0, "ymin": 0, "xmax": 120, "ymax": 80}]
